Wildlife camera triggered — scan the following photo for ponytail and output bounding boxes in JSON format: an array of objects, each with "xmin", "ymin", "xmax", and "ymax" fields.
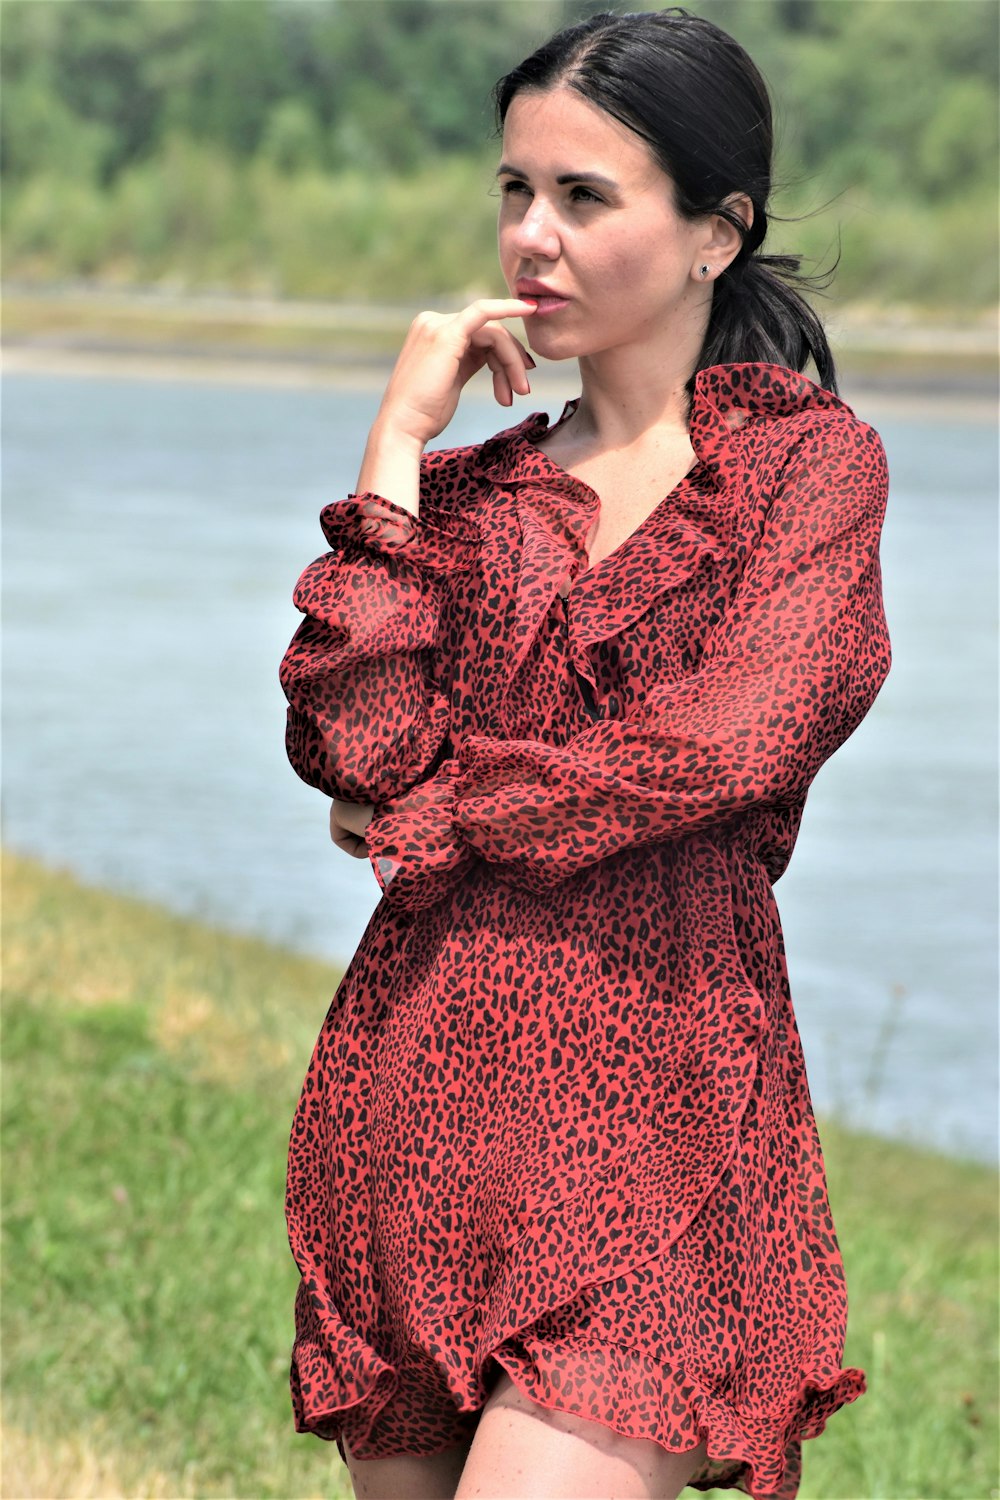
[{"xmin": 692, "ymin": 249, "xmax": 840, "ymax": 396}]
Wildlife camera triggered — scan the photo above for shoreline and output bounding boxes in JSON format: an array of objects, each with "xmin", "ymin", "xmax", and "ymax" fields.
[
  {"xmin": 2, "ymin": 284, "xmax": 996, "ymax": 419},
  {"xmin": 3, "ymin": 340, "xmax": 995, "ymax": 424},
  {"xmin": 4, "ymin": 842, "xmax": 997, "ymax": 1171},
  {"xmin": 3, "ymin": 342, "xmax": 995, "ymax": 429}
]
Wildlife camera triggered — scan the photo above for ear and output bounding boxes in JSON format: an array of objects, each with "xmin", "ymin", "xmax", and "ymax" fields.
[{"xmin": 692, "ymin": 193, "xmax": 754, "ymax": 280}]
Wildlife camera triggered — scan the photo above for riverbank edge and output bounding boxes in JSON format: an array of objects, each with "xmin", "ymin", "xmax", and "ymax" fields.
[
  {"xmin": 3, "ymin": 285, "xmax": 997, "ymax": 412},
  {"xmin": 3, "ymin": 843, "xmax": 996, "ymax": 1176}
]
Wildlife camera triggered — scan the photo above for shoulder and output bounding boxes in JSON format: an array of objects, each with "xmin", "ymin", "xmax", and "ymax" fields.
[
  {"xmin": 712, "ymin": 363, "xmax": 888, "ymax": 496},
  {"xmin": 757, "ymin": 403, "xmax": 887, "ymax": 486},
  {"xmin": 752, "ymin": 401, "xmax": 889, "ymax": 533},
  {"xmin": 693, "ymin": 364, "xmax": 889, "ymax": 537}
]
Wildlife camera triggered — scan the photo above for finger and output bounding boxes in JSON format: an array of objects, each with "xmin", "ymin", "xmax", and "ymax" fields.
[
  {"xmin": 484, "ymin": 350, "xmax": 514, "ymax": 406},
  {"xmin": 511, "ymin": 334, "xmax": 537, "ymax": 370},
  {"xmin": 492, "ymin": 364, "xmax": 513, "ymax": 406},
  {"xmin": 332, "ymin": 830, "xmax": 368, "ymax": 858},
  {"xmin": 495, "ymin": 338, "xmax": 532, "ymax": 398},
  {"xmin": 457, "ymin": 298, "xmax": 538, "ymax": 337},
  {"xmin": 478, "ymin": 328, "xmax": 533, "ymax": 396},
  {"xmin": 331, "ymin": 798, "xmax": 375, "ymax": 837},
  {"xmin": 330, "ymin": 805, "xmax": 354, "ymax": 842}
]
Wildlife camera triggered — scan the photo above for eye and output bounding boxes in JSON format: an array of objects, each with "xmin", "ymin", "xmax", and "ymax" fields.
[
  {"xmin": 499, "ymin": 179, "xmax": 530, "ymax": 196},
  {"xmin": 569, "ymin": 185, "xmax": 603, "ymax": 204}
]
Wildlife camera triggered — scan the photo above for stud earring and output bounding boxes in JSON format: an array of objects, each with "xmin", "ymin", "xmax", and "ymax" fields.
[{"xmin": 699, "ymin": 264, "xmax": 711, "ymax": 278}]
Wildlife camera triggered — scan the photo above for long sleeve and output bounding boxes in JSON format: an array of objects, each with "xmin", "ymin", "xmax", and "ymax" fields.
[
  {"xmin": 279, "ymin": 490, "xmax": 479, "ymax": 804},
  {"xmin": 450, "ymin": 413, "xmax": 891, "ymax": 888}
]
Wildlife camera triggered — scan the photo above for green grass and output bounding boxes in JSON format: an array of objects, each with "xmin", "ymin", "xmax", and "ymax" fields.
[{"xmin": 2, "ymin": 850, "xmax": 997, "ymax": 1499}]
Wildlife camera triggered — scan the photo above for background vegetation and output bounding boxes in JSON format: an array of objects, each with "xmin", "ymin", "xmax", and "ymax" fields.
[
  {"xmin": 2, "ymin": 0, "xmax": 998, "ymax": 310},
  {"xmin": 3, "ymin": 850, "xmax": 997, "ymax": 1499}
]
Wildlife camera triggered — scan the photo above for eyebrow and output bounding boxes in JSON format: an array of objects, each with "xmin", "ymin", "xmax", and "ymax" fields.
[{"xmin": 495, "ymin": 163, "xmax": 620, "ymax": 193}]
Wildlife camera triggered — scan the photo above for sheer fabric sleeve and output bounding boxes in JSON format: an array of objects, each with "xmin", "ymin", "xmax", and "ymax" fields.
[
  {"xmin": 359, "ymin": 413, "xmax": 890, "ymax": 909},
  {"xmin": 279, "ymin": 491, "xmax": 479, "ymax": 805},
  {"xmin": 449, "ymin": 415, "xmax": 891, "ymax": 889}
]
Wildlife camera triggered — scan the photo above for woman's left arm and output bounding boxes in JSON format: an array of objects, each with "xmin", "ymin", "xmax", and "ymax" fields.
[{"xmin": 367, "ymin": 413, "xmax": 891, "ymax": 904}]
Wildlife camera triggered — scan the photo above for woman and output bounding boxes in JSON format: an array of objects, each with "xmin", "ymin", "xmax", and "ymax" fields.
[{"xmin": 279, "ymin": 10, "xmax": 891, "ymax": 1499}]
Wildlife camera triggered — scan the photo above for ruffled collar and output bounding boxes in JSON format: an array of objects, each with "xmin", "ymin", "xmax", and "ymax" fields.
[
  {"xmin": 473, "ymin": 361, "xmax": 852, "ymax": 490},
  {"xmin": 470, "ymin": 362, "xmax": 856, "ymax": 712}
]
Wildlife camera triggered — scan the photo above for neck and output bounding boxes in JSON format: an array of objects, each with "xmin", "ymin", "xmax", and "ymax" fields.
[{"xmin": 569, "ymin": 293, "xmax": 710, "ymax": 448}]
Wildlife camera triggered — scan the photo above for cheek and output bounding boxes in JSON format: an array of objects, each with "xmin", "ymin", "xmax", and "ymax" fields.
[
  {"xmin": 590, "ymin": 242, "xmax": 671, "ymax": 305},
  {"xmin": 497, "ymin": 222, "xmax": 519, "ymax": 278},
  {"xmin": 598, "ymin": 217, "xmax": 673, "ymax": 273},
  {"xmin": 607, "ymin": 230, "xmax": 691, "ymax": 300}
]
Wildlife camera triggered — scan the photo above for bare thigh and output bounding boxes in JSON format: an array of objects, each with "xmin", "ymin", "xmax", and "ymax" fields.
[
  {"xmin": 343, "ymin": 1434, "xmax": 472, "ymax": 1500},
  {"xmin": 454, "ymin": 1370, "xmax": 708, "ymax": 1500}
]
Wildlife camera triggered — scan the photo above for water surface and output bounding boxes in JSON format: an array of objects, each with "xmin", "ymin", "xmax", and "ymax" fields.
[{"xmin": 3, "ymin": 371, "xmax": 996, "ymax": 1162}]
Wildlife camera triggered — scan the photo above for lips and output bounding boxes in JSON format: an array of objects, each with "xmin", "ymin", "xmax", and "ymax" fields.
[{"xmin": 516, "ymin": 280, "xmax": 571, "ymax": 315}]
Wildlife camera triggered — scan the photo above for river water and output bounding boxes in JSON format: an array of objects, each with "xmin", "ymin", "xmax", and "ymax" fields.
[{"xmin": 2, "ymin": 369, "xmax": 996, "ymax": 1163}]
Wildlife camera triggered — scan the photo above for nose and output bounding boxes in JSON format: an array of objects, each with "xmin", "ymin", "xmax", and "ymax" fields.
[{"xmin": 509, "ymin": 195, "xmax": 561, "ymax": 262}]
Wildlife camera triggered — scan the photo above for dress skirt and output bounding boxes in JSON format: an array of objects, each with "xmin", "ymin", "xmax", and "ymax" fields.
[{"xmin": 285, "ymin": 845, "xmax": 866, "ymax": 1500}]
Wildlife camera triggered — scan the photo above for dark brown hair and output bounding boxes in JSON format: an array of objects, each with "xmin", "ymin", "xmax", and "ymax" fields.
[{"xmin": 493, "ymin": 8, "xmax": 838, "ymax": 392}]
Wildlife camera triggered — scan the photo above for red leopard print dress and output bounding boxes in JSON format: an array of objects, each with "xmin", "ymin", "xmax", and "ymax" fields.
[{"xmin": 279, "ymin": 362, "xmax": 891, "ymax": 1499}]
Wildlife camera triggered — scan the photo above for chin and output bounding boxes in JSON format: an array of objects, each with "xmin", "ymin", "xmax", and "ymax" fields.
[
  {"xmin": 532, "ymin": 346, "xmax": 580, "ymax": 364},
  {"xmin": 525, "ymin": 328, "xmax": 591, "ymax": 364}
]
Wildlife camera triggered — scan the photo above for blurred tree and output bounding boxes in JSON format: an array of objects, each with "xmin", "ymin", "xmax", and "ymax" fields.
[
  {"xmin": 169, "ymin": 0, "xmax": 292, "ymax": 157},
  {"xmin": 260, "ymin": 99, "xmax": 325, "ymax": 175},
  {"xmin": 1, "ymin": 0, "xmax": 995, "ymax": 303},
  {"xmin": 0, "ymin": 0, "xmax": 113, "ymax": 182},
  {"xmin": 4, "ymin": 0, "xmax": 995, "ymax": 195},
  {"xmin": 698, "ymin": 0, "xmax": 998, "ymax": 199},
  {"xmin": 316, "ymin": 0, "xmax": 571, "ymax": 167},
  {"xmin": 918, "ymin": 78, "xmax": 997, "ymax": 198}
]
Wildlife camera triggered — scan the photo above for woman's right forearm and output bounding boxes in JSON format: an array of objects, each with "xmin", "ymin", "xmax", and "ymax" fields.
[
  {"xmin": 353, "ymin": 297, "xmax": 536, "ymax": 512},
  {"xmin": 355, "ymin": 421, "xmax": 425, "ymax": 517}
]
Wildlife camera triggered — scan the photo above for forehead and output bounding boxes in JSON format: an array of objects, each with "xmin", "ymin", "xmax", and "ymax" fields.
[{"xmin": 501, "ymin": 86, "xmax": 661, "ymax": 185}]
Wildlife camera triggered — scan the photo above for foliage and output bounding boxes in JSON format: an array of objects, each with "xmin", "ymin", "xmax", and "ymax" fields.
[
  {"xmin": 0, "ymin": 0, "xmax": 997, "ymax": 305},
  {"xmin": 0, "ymin": 0, "xmax": 568, "ymax": 180},
  {"xmin": 2, "ymin": 849, "xmax": 998, "ymax": 1498},
  {"xmin": 3, "ymin": 141, "xmax": 994, "ymax": 308}
]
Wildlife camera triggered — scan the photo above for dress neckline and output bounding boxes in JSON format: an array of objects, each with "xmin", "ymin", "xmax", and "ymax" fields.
[
  {"xmin": 469, "ymin": 364, "xmax": 860, "ymax": 710},
  {"xmin": 517, "ymin": 398, "xmax": 706, "ymax": 591}
]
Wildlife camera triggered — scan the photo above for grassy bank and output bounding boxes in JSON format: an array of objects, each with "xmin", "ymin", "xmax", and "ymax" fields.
[{"xmin": 2, "ymin": 849, "xmax": 997, "ymax": 1499}]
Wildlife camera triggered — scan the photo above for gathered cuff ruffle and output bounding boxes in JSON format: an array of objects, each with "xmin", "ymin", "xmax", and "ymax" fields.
[
  {"xmin": 320, "ymin": 494, "xmax": 480, "ymax": 574},
  {"xmin": 366, "ymin": 760, "xmax": 476, "ymax": 910}
]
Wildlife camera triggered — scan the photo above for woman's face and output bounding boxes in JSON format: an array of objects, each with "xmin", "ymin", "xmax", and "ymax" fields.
[{"xmin": 497, "ymin": 86, "xmax": 715, "ymax": 364}]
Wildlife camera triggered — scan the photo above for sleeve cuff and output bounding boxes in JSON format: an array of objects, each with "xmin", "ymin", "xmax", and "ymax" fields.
[
  {"xmin": 365, "ymin": 762, "xmax": 476, "ymax": 911},
  {"xmin": 320, "ymin": 494, "xmax": 480, "ymax": 574}
]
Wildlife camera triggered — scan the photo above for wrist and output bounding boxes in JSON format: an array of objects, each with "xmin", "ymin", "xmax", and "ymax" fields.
[
  {"xmin": 356, "ymin": 423, "xmax": 425, "ymax": 514},
  {"xmin": 366, "ymin": 414, "xmax": 429, "ymax": 461}
]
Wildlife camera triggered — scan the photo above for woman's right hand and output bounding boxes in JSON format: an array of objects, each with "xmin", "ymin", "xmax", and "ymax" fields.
[{"xmin": 373, "ymin": 297, "xmax": 539, "ymax": 449}]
